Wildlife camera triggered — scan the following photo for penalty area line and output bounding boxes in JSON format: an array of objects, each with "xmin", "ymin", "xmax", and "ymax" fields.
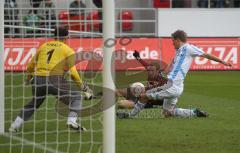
[{"xmin": 2, "ymin": 133, "xmax": 66, "ymax": 153}]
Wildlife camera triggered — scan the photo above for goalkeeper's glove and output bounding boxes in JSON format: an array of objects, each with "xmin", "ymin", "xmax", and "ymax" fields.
[
  {"xmin": 83, "ymin": 91, "xmax": 93, "ymax": 100},
  {"xmin": 81, "ymin": 82, "xmax": 88, "ymax": 92},
  {"xmin": 81, "ymin": 82, "xmax": 93, "ymax": 100},
  {"xmin": 133, "ymin": 50, "xmax": 140, "ymax": 59}
]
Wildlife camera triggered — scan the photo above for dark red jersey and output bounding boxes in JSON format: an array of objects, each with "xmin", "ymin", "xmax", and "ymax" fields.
[{"xmin": 137, "ymin": 58, "xmax": 168, "ymax": 90}]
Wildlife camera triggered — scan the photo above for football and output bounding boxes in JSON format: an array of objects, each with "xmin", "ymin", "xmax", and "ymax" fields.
[{"xmin": 130, "ymin": 82, "xmax": 145, "ymax": 97}]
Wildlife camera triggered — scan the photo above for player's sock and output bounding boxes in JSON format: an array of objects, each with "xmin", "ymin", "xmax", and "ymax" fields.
[
  {"xmin": 11, "ymin": 116, "xmax": 24, "ymax": 130},
  {"xmin": 67, "ymin": 111, "xmax": 78, "ymax": 123},
  {"xmin": 173, "ymin": 108, "xmax": 196, "ymax": 117},
  {"xmin": 129, "ymin": 101, "xmax": 146, "ymax": 117}
]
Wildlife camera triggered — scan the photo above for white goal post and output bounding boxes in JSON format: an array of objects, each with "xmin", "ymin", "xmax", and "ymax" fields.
[
  {"xmin": 0, "ymin": 0, "xmax": 116, "ymax": 152},
  {"xmin": 0, "ymin": 1, "xmax": 4, "ymax": 134},
  {"xmin": 103, "ymin": 0, "xmax": 116, "ymax": 153}
]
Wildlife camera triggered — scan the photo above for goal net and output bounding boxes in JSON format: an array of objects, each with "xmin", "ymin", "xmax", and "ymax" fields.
[{"xmin": 1, "ymin": 0, "xmax": 115, "ymax": 153}]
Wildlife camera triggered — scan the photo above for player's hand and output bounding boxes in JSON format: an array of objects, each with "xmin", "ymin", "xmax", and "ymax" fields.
[
  {"xmin": 83, "ymin": 87, "xmax": 93, "ymax": 100},
  {"xmin": 84, "ymin": 91, "xmax": 93, "ymax": 100},
  {"xmin": 81, "ymin": 82, "xmax": 93, "ymax": 99},
  {"xmin": 81, "ymin": 82, "xmax": 89, "ymax": 92},
  {"xmin": 25, "ymin": 76, "xmax": 33, "ymax": 85},
  {"xmin": 133, "ymin": 50, "xmax": 140, "ymax": 59},
  {"xmin": 222, "ymin": 61, "xmax": 232, "ymax": 67}
]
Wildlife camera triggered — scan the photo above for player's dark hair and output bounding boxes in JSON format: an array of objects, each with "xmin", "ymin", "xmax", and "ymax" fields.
[
  {"xmin": 53, "ymin": 27, "xmax": 69, "ymax": 38},
  {"xmin": 171, "ymin": 30, "xmax": 187, "ymax": 42}
]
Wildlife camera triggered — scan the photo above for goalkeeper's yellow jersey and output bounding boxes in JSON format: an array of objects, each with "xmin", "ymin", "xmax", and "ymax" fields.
[{"xmin": 27, "ymin": 40, "xmax": 83, "ymax": 88}]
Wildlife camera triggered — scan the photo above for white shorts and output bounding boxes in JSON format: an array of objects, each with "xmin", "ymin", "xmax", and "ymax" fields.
[{"xmin": 146, "ymin": 85, "xmax": 183, "ymax": 111}]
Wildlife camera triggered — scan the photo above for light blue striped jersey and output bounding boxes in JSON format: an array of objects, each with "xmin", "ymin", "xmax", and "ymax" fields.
[{"xmin": 168, "ymin": 43, "xmax": 204, "ymax": 84}]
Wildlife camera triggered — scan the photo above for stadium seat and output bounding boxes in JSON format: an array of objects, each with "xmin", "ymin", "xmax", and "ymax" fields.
[
  {"xmin": 87, "ymin": 11, "xmax": 101, "ymax": 31},
  {"xmin": 58, "ymin": 11, "xmax": 69, "ymax": 20},
  {"xmin": 119, "ymin": 10, "xmax": 133, "ymax": 31},
  {"xmin": 58, "ymin": 11, "xmax": 70, "ymax": 29},
  {"xmin": 58, "ymin": 11, "xmax": 86, "ymax": 31},
  {"xmin": 153, "ymin": 0, "xmax": 170, "ymax": 8},
  {"xmin": 69, "ymin": 15, "xmax": 86, "ymax": 31}
]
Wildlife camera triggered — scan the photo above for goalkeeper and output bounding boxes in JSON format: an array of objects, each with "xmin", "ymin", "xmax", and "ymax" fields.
[
  {"xmin": 9, "ymin": 27, "xmax": 92, "ymax": 133},
  {"xmin": 116, "ymin": 51, "xmax": 167, "ymax": 109}
]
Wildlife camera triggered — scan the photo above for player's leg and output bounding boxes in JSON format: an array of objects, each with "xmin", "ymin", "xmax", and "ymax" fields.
[
  {"xmin": 116, "ymin": 88, "xmax": 128, "ymax": 98},
  {"xmin": 162, "ymin": 98, "xmax": 178, "ymax": 117},
  {"xmin": 49, "ymin": 76, "xmax": 86, "ymax": 132},
  {"xmin": 65, "ymin": 91, "xmax": 87, "ymax": 132},
  {"xmin": 117, "ymin": 87, "xmax": 137, "ymax": 109},
  {"xmin": 118, "ymin": 100, "xmax": 135, "ymax": 109},
  {"xmin": 163, "ymin": 98, "xmax": 208, "ymax": 117},
  {"xmin": 119, "ymin": 98, "xmax": 164, "ymax": 110},
  {"xmin": 149, "ymin": 99, "xmax": 163, "ymax": 106},
  {"xmin": 144, "ymin": 99, "xmax": 163, "ymax": 109},
  {"xmin": 9, "ymin": 77, "xmax": 47, "ymax": 132},
  {"xmin": 123, "ymin": 92, "xmax": 152, "ymax": 118},
  {"xmin": 147, "ymin": 88, "xmax": 194, "ymax": 117},
  {"xmin": 127, "ymin": 89, "xmax": 166, "ymax": 117}
]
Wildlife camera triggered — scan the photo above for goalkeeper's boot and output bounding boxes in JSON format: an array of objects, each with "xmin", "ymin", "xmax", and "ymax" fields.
[
  {"xmin": 67, "ymin": 121, "xmax": 87, "ymax": 132},
  {"xmin": 116, "ymin": 112, "xmax": 130, "ymax": 119},
  {"xmin": 8, "ymin": 127, "xmax": 20, "ymax": 133},
  {"xmin": 195, "ymin": 108, "xmax": 209, "ymax": 117}
]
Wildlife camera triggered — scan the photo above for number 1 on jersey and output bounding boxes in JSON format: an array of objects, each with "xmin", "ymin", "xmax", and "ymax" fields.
[{"xmin": 47, "ymin": 49, "xmax": 54, "ymax": 64}]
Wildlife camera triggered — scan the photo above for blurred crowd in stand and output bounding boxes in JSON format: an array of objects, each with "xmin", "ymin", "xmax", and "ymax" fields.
[{"xmin": 4, "ymin": 0, "xmax": 239, "ymax": 37}]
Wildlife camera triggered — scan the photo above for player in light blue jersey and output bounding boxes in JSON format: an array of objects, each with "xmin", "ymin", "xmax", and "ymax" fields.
[{"xmin": 117, "ymin": 30, "xmax": 232, "ymax": 119}]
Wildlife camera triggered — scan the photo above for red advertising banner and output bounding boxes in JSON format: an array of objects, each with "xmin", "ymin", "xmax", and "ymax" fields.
[
  {"xmin": 4, "ymin": 38, "xmax": 240, "ymax": 71},
  {"xmin": 4, "ymin": 38, "xmax": 161, "ymax": 71},
  {"xmin": 161, "ymin": 38, "xmax": 240, "ymax": 70}
]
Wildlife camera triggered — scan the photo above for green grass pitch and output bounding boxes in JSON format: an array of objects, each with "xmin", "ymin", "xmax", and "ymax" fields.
[{"xmin": 0, "ymin": 71, "xmax": 240, "ymax": 153}]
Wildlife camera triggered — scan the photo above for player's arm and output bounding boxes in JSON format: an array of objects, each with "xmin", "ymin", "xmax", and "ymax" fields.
[
  {"xmin": 67, "ymin": 54, "xmax": 93, "ymax": 99},
  {"xmin": 26, "ymin": 46, "xmax": 41, "ymax": 83},
  {"xmin": 65, "ymin": 51, "xmax": 83, "ymax": 89},
  {"xmin": 25, "ymin": 58, "xmax": 35, "ymax": 84},
  {"xmin": 201, "ymin": 53, "xmax": 232, "ymax": 66},
  {"xmin": 69, "ymin": 66, "xmax": 83, "ymax": 89},
  {"xmin": 26, "ymin": 56, "xmax": 35, "ymax": 75},
  {"xmin": 69, "ymin": 66, "xmax": 83, "ymax": 90},
  {"xmin": 65, "ymin": 47, "xmax": 92, "ymax": 94},
  {"xmin": 190, "ymin": 44, "xmax": 232, "ymax": 67},
  {"xmin": 133, "ymin": 50, "xmax": 149, "ymax": 68}
]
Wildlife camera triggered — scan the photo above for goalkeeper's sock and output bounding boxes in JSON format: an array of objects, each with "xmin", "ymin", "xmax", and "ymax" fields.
[
  {"xmin": 67, "ymin": 111, "xmax": 78, "ymax": 124},
  {"xmin": 11, "ymin": 116, "xmax": 24, "ymax": 130},
  {"xmin": 129, "ymin": 101, "xmax": 146, "ymax": 117},
  {"xmin": 173, "ymin": 108, "xmax": 196, "ymax": 117}
]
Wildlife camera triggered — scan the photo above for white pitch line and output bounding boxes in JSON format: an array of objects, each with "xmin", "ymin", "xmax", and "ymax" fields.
[{"xmin": 2, "ymin": 133, "xmax": 66, "ymax": 153}]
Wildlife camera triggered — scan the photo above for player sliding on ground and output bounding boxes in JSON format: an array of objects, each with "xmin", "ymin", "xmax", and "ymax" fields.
[
  {"xmin": 9, "ymin": 27, "xmax": 92, "ymax": 133},
  {"xmin": 116, "ymin": 51, "xmax": 167, "ymax": 109},
  {"xmin": 118, "ymin": 30, "xmax": 232, "ymax": 118}
]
